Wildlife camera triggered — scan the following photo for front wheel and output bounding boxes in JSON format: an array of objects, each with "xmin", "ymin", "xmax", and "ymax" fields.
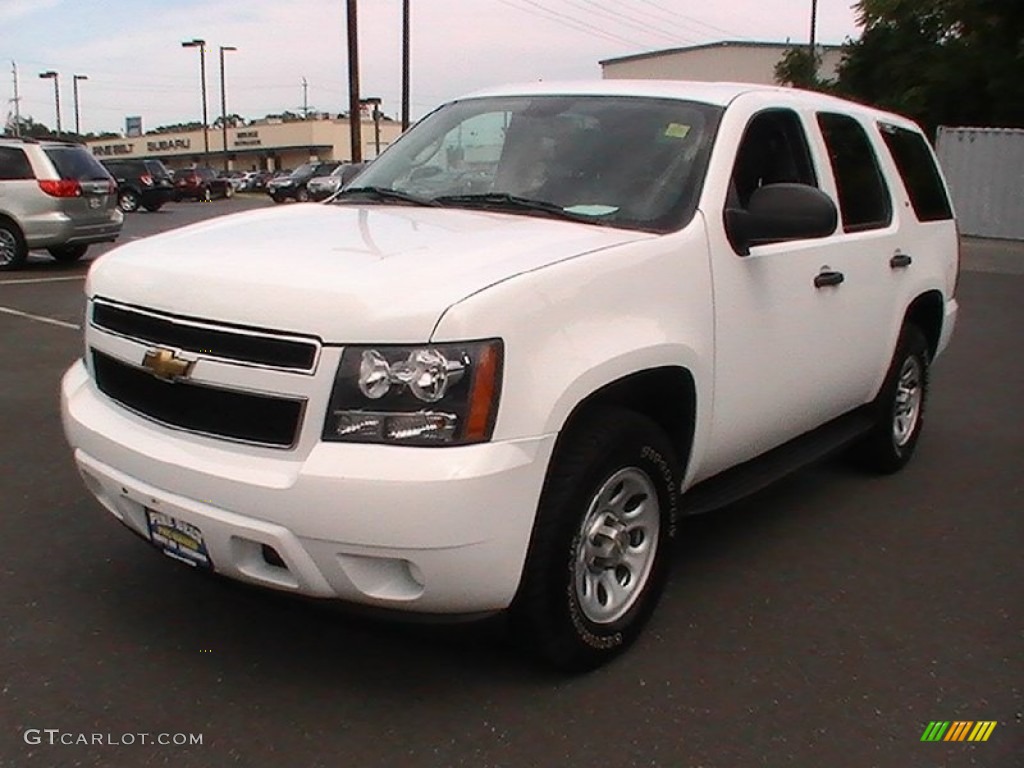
[
  {"xmin": 851, "ymin": 325, "xmax": 930, "ymax": 473},
  {"xmin": 295, "ymin": 187, "xmax": 310, "ymax": 203},
  {"xmin": 512, "ymin": 409, "xmax": 680, "ymax": 672},
  {"xmin": 48, "ymin": 243, "xmax": 89, "ymax": 263},
  {"xmin": 223, "ymin": 184, "xmax": 234, "ymax": 199}
]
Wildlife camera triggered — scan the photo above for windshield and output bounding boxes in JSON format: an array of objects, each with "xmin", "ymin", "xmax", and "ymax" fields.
[{"xmin": 344, "ymin": 95, "xmax": 722, "ymax": 232}]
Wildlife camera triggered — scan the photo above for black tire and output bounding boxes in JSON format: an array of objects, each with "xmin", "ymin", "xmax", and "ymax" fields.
[
  {"xmin": 48, "ymin": 243, "xmax": 89, "ymax": 263},
  {"xmin": 270, "ymin": 194, "xmax": 286, "ymax": 204},
  {"xmin": 142, "ymin": 202, "xmax": 163, "ymax": 213},
  {"xmin": 511, "ymin": 409, "xmax": 680, "ymax": 672},
  {"xmin": 0, "ymin": 220, "xmax": 28, "ymax": 271},
  {"xmin": 295, "ymin": 186, "xmax": 310, "ymax": 203},
  {"xmin": 223, "ymin": 184, "xmax": 234, "ymax": 199},
  {"xmin": 851, "ymin": 325, "xmax": 930, "ymax": 473},
  {"xmin": 118, "ymin": 188, "xmax": 140, "ymax": 212}
]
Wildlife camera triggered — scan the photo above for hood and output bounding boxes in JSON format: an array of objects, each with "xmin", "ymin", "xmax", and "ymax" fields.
[{"xmin": 87, "ymin": 203, "xmax": 650, "ymax": 342}]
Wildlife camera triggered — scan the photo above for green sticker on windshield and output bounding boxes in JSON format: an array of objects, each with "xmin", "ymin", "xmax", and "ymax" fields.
[
  {"xmin": 564, "ymin": 204, "xmax": 619, "ymax": 217},
  {"xmin": 664, "ymin": 123, "xmax": 691, "ymax": 139}
]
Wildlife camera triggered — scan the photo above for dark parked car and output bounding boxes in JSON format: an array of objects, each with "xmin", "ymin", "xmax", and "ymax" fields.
[
  {"xmin": 100, "ymin": 158, "xmax": 176, "ymax": 212},
  {"xmin": 174, "ymin": 167, "xmax": 234, "ymax": 201},
  {"xmin": 267, "ymin": 162, "xmax": 339, "ymax": 203}
]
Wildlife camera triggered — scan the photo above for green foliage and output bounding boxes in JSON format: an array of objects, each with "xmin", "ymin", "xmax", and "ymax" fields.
[
  {"xmin": 774, "ymin": 47, "xmax": 833, "ymax": 91},
  {"xmin": 835, "ymin": 0, "xmax": 1024, "ymax": 132}
]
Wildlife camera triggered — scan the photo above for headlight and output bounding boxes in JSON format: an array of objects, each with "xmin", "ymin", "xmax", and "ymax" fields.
[{"xmin": 323, "ymin": 340, "xmax": 503, "ymax": 445}]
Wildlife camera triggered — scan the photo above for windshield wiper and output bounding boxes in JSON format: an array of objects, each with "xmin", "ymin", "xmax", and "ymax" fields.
[
  {"xmin": 432, "ymin": 193, "xmax": 598, "ymax": 223},
  {"xmin": 334, "ymin": 186, "xmax": 441, "ymax": 206}
]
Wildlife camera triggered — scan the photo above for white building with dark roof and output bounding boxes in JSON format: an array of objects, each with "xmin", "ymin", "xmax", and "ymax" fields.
[{"xmin": 600, "ymin": 40, "xmax": 845, "ymax": 85}]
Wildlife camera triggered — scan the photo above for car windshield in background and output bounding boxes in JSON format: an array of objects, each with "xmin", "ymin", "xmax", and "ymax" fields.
[
  {"xmin": 44, "ymin": 147, "xmax": 112, "ymax": 181},
  {"xmin": 343, "ymin": 95, "xmax": 722, "ymax": 233}
]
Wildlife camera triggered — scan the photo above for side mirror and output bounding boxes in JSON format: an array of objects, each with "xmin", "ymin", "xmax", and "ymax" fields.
[{"xmin": 725, "ymin": 183, "xmax": 838, "ymax": 256}]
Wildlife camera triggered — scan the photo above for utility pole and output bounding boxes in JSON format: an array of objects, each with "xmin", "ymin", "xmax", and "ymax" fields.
[
  {"xmin": 11, "ymin": 61, "xmax": 21, "ymax": 137},
  {"xmin": 219, "ymin": 45, "xmax": 237, "ymax": 172},
  {"xmin": 346, "ymin": 0, "xmax": 362, "ymax": 162},
  {"xmin": 301, "ymin": 77, "xmax": 309, "ymax": 118},
  {"xmin": 401, "ymin": 0, "xmax": 410, "ymax": 130},
  {"xmin": 809, "ymin": 0, "xmax": 818, "ymax": 59}
]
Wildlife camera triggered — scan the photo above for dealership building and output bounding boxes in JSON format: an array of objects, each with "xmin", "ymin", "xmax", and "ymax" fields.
[{"xmin": 86, "ymin": 113, "xmax": 405, "ymax": 172}]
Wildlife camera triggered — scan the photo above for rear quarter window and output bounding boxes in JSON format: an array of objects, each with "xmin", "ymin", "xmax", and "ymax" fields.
[
  {"xmin": 44, "ymin": 147, "xmax": 112, "ymax": 181},
  {"xmin": 0, "ymin": 147, "xmax": 34, "ymax": 180},
  {"xmin": 879, "ymin": 124, "xmax": 953, "ymax": 221}
]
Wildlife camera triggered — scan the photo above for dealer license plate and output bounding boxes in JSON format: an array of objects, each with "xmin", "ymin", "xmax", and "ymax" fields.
[{"xmin": 145, "ymin": 509, "xmax": 212, "ymax": 569}]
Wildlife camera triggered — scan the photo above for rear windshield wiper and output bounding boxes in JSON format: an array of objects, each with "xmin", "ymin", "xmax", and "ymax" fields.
[
  {"xmin": 432, "ymin": 193, "xmax": 601, "ymax": 224},
  {"xmin": 333, "ymin": 186, "xmax": 440, "ymax": 207}
]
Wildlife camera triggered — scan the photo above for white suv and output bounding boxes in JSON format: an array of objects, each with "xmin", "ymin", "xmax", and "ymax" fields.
[{"xmin": 61, "ymin": 81, "xmax": 959, "ymax": 670}]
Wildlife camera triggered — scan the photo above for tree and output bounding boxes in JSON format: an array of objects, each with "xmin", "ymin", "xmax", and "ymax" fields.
[
  {"xmin": 774, "ymin": 47, "xmax": 833, "ymax": 91},
  {"xmin": 835, "ymin": 0, "xmax": 1024, "ymax": 133}
]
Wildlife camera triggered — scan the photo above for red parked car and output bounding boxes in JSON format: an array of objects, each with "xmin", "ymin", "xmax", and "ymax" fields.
[{"xmin": 173, "ymin": 167, "xmax": 234, "ymax": 201}]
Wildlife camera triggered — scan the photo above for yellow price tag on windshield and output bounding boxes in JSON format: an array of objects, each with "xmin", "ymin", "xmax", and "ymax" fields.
[{"xmin": 664, "ymin": 123, "xmax": 691, "ymax": 139}]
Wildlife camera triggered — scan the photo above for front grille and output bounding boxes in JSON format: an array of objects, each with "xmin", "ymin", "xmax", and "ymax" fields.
[
  {"xmin": 92, "ymin": 300, "xmax": 319, "ymax": 372},
  {"xmin": 92, "ymin": 351, "xmax": 304, "ymax": 448}
]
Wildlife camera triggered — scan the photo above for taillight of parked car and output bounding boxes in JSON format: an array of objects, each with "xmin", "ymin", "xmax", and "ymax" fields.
[
  {"xmin": 38, "ymin": 179, "xmax": 82, "ymax": 198},
  {"xmin": 140, "ymin": 173, "xmax": 154, "ymax": 187}
]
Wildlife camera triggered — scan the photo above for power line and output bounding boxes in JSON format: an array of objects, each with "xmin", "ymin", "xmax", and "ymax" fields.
[
  {"xmin": 495, "ymin": 0, "xmax": 652, "ymax": 48},
  {"xmin": 629, "ymin": 0, "xmax": 750, "ymax": 41},
  {"xmin": 553, "ymin": 0, "xmax": 694, "ymax": 45}
]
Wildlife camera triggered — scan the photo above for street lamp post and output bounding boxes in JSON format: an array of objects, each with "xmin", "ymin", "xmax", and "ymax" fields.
[
  {"xmin": 181, "ymin": 39, "xmax": 210, "ymax": 161},
  {"xmin": 72, "ymin": 74, "xmax": 88, "ymax": 135},
  {"xmin": 361, "ymin": 97, "xmax": 382, "ymax": 157},
  {"xmin": 218, "ymin": 45, "xmax": 237, "ymax": 172},
  {"xmin": 38, "ymin": 71, "xmax": 60, "ymax": 135}
]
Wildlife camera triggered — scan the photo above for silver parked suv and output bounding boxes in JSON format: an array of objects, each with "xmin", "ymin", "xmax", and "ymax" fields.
[{"xmin": 0, "ymin": 137, "xmax": 123, "ymax": 270}]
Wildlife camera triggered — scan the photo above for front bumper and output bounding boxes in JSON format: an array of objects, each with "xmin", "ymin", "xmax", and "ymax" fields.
[{"xmin": 61, "ymin": 360, "xmax": 555, "ymax": 614}]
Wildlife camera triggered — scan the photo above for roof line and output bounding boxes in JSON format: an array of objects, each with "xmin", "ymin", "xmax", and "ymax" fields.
[{"xmin": 600, "ymin": 39, "xmax": 845, "ymax": 66}]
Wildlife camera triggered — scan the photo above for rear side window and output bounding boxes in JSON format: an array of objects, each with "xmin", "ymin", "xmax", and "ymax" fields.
[
  {"xmin": 0, "ymin": 147, "xmax": 34, "ymax": 180},
  {"xmin": 44, "ymin": 147, "xmax": 111, "ymax": 181},
  {"xmin": 817, "ymin": 113, "xmax": 892, "ymax": 232},
  {"xmin": 879, "ymin": 124, "xmax": 953, "ymax": 221},
  {"xmin": 144, "ymin": 160, "xmax": 172, "ymax": 179}
]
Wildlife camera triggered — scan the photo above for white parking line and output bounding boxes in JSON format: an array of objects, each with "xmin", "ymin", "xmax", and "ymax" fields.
[
  {"xmin": 0, "ymin": 275, "xmax": 86, "ymax": 286},
  {"xmin": 0, "ymin": 305, "xmax": 80, "ymax": 330}
]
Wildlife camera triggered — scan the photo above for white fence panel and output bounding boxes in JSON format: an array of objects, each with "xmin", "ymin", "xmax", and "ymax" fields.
[{"xmin": 936, "ymin": 127, "xmax": 1024, "ymax": 240}]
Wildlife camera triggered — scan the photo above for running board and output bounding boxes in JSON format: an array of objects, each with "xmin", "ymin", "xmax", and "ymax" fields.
[{"xmin": 681, "ymin": 407, "xmax": 875, "ymax": 516}]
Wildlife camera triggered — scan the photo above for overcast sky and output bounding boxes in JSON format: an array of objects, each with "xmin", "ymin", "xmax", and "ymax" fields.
[{"xmin": 3, "ymin": 0, "xmax": 861, "ymax": 134}]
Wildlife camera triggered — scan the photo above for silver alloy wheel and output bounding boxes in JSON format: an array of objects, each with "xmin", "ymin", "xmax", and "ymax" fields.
[
  {"xmin": 119, "ymin": 190, "xmax": 139, "ymax": 212},
  {"xmin": 574, "ymin": 467, "xmax": 660, "ymax": 625},
  {"xmin": 0, "ymin": 228, "xmax": 17, "ymax": 267},
  {"xmin": 892, "ymin": 355, "xmax": 922, "ymax": 447}
]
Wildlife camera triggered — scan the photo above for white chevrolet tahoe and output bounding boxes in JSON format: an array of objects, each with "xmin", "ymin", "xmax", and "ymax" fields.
[{"xmin": 61, "ymin": 81, "xmax": 959, "ymax": 671}]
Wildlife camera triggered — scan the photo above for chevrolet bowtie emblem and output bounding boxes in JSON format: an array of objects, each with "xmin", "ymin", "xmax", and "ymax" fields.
[{"xmin": 141, "ymin": 348, "xmax": 195, "ymax": 381}]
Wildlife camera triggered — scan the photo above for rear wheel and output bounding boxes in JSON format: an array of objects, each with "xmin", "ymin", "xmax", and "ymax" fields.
[
  {"xmin": 48, "ymin": 243, "xmax": 89, "ymax": 263},
  {"xmin": 143, "ymin": 202, "xmax": 163, "ymax": 213},
  {"xmin": 512, "ymin": 409, "xmax": 680, "ymax": 672},
  {"xmin": 295, "ymin": 187, "xmax": 310, "ymax": 203},
  {"xmin": 223, "ymin": 184, "xmax": 234, "ymax": 199},
  {"xmin": 0, "ymin": 221, "xmax": 28, "ymax": 270},
  {"xmin": 851, "ymin": 325, "xmax": 930, "ymax": 473},
  {"xmin": 118, "ymin": 189, "xmax": 140, "ymax": 212}
]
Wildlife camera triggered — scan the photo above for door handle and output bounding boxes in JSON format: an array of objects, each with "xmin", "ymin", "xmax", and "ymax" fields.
[
  {"xmin": 890, "ymin": 253, "xmax": 913, "ymax": 268},
  {"xmin": 814, "ymin": 269, "xmax": 845, "ymax": 288}
]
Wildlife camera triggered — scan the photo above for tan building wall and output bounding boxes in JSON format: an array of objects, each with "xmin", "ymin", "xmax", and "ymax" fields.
[
  {"xmin": 87, "ymin": 116, "xmax": 404, "ymax": 172},
  {"xmin": 601, "ymin": 41, "xmax": 844, "ymax": 86}
]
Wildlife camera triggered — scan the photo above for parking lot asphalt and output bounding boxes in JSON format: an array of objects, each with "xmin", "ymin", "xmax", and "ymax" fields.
[{"xmin": 1, "ymin": 199, "xmax": 1021, "ymax": 767}]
